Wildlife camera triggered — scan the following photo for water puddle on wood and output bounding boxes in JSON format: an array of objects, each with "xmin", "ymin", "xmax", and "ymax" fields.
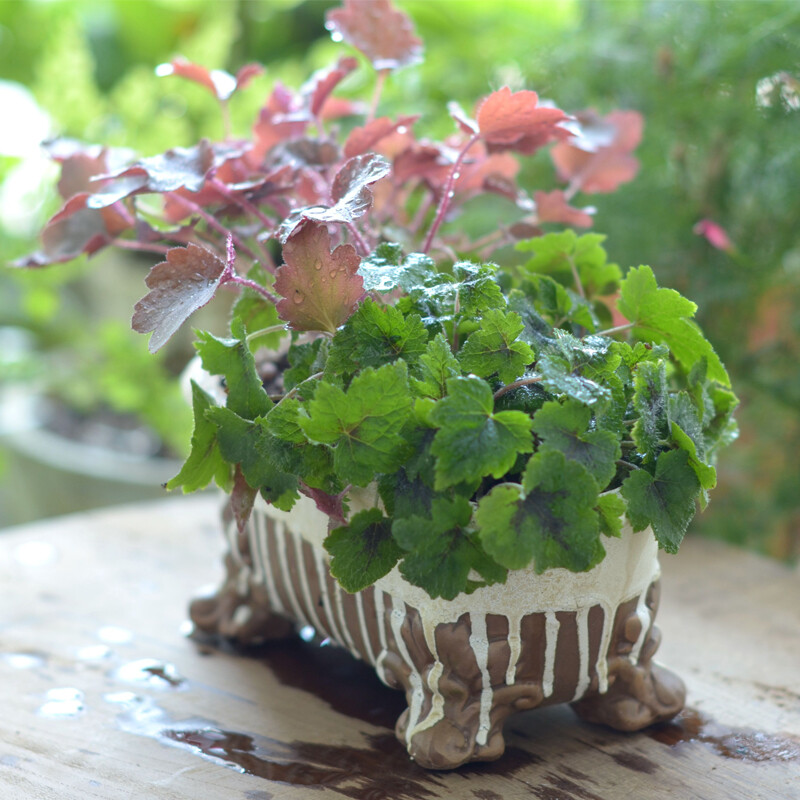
[
  {"xmin": 113, "ymin": 659, "xmax": 187, "ymax": 690},
  {"xmin": 647, "ymin": 707, "xmax": 800, "ymax": 763}
]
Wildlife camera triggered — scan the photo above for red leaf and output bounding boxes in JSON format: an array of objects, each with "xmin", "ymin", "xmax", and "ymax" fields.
[
  {"xmin": 343, "ymin": 115, "xmax": 418, "ymax": 158},
  {"xmin": 235, "ymin": 63, "xmax": 265, "ymax": 92},
  {"xmin": 274, "ymin": 221, "xmax": 364, "ymax": 333},
  {"xmin": 550, "ymin": 110, "xmax": 643, "ymax": 194},
  {"xmin": 132, "ymin": 243, "xmax": 226, "ymax": 352},
  {"xmin": 302, "ymin": 56, "xmax": 359, "ymax": 118},
  {"xmin": 88, "ymin": 140, "xmax": 244, "ymax": 208},
  {"xmin": 250, "ymin": 84, "xmax": 310, "ymax": 164},
  {"xmin": 534, "ymin": 190, "xmax": 594, "ymax": 228},
  {"xmin": 325, "ymin": 0, "xmax": 423, "ymax": 72},
  {"xmin": 156, "ymin": 58, "xmax": 238, "ymax": 101},
  {"xmin": 476, "ymin": 87, "xmax": 570, "ymax": 155},
  {"xmin": 14, "ymin": 193, "xmax": 132, "ymax": 267}
]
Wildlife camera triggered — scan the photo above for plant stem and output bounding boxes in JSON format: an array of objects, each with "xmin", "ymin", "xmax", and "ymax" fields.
[
  {"xmin": 245, "ymin": 323, "xmax": 288, "ymax": 346},
  {"xmin": 567, "ymin": 254, "xmax": 586, "ymax": 300},
  {"xmin": 422, "ymin": 133, "xmax": 481, "ymax": 254},
  {"xmin": 493, "ymin": 375, "xmax": 543, "ymax": 400},
  {"xmin": 617, "ymin": 459, "xmax": 642, "ymax": 471},
  {"xmin": 221, "ymin": 233, "xmax": 280, "ymax": 305},
  {"xmin": 595, "ymin": 321, "xmax": 636, "ymax": 337},
  {"xmin": 346, "ymin": 221, "xmax": 371, "ymax": 256},
  {"xmin": 220, "ymin": 99, "xmax": 232, "ymax": 141},
  {"xmin": 168, "ymin": 192, "xmax": 259, "ymax": 263},
  {"xmin": 282, "ymin": 371, "xmax": 325, "ymax": 403},
  {"xmin": 208, "ymin": 177, "xmax": 276, "ymax": 231},
  {"xmin": 113, "ymin": 239, "xmax": 170, "ymax": 256},
  {"xmin": 368, "ymin": 69, "xmax": 389, "ymax": 122}
]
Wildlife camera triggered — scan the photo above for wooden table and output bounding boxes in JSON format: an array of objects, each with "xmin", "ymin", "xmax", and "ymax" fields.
[{"xmin": 1, "ymin": 497, "xmax": 798, "ymax": 799}]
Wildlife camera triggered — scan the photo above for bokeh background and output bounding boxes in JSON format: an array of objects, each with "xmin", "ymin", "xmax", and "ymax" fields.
[{"xmin": 1, "ymin": 0, "xmax": 798, "ymax": 562}]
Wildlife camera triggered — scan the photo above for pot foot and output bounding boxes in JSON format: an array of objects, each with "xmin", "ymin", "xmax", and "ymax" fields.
[{"xmin": 571, "ymin": 626, "xmax": 686, "ymax": 731}]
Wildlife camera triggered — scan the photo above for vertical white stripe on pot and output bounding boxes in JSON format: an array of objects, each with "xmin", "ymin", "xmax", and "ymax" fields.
[
  {"xmin": 313, "ymin": 547, "xmax": 346, "ymax": 645},
  {"xmin": 259, "ymin": 516, "xmax": 286, "ymax": 615},
  {"xmin": 542, "ymin": 611, "xmax": 560, "ymax": 698},
  {"xmin": 469, "ymin": 612, "xmax": 493, "ymax": 747},
  {"xmin": 274, "ymin": 520, "xmax": 310, "ymax": 627},
  {"xmin": 248, "ymin": 512, "xmax": 265, "ymax": 585},
  {"xmin": 596, "ymin": 601, "xmax": 614, "ymax": 694},
  {"xmin": 629, "ymin": 592, "xmax": 651, "ymax": 665},
  {"xmin": 506, "ymin": 612, "xmax": 523, "ymax": 686},
  {"xmin": 354, "ymin": 590, "xmax": 376, "ymax": 665},
  {"xmin": 389, "ymin": 601, "xmax": 425, "ymax": 740},
  {"xmin": 225, "ymin": 519, "xmax": 251, "ymax": 597},
  {"xmin": 293, "ymin": 532, "xmax": 326, "ymax": 635},
  {"xmin": 333, "ymin": 582, "xmax": 361, "ymax": 659},
  {"xmin": 374, "ymin": 590, "xmax": 392, "ymax": 685},
  {"xmin": 572, "ymin": 607, "xmax": 591, "ymax": 702},
  {"xmin": 406, "ymin": 620, "xmax": 445, "ymax": 739}
]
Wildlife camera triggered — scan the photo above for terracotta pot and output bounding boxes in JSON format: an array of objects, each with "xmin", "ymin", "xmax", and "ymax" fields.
[{"xmin": 191, "ymin": 490, "xmax": 686, "ymax": 770}]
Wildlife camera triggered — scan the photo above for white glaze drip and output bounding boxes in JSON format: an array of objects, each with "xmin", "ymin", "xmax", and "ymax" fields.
[
  {"xmin": 274, "ymin": 521, "xmax": 309, "ymax": 627},
  {"xmin": 313, "ymin": 547, "xmax": 345, "ymax": 644},
  {"xmin": 629, "ymin": 592, "xmax": 651, "ymax": 664},
  {"xmin": 469, "ymin": 612, "xmax": 493, "ymax": 746},
  {"xmin": 572, "ymin": 607, "xmax": 591, "ymax": 702},
  {"xmin": 543, "ymin": 611, "xmax": 560, "ymax": 698},
  {"xmin": 596, "ymin": 601, "xmax": 614, "ymax": 694},
  {"xmin": 389, "ymin": 601, "xmax": 426, "ymax": 740},
  {"xmin": 333, "ymin": 582, "xmax": 361, "ymax": 659},
  {"xmin": 506, "ymin": 613, "xmax": 523, "ymax": 685},
  {"xmin": 353, "ymin": 590, "xmax": 377, "ymax": 665},
  {"xmin": 374, "ymin": 590, "xmax": 391, "ymax": 685},
  {"xmin": 293, "ymin": 532, "xmax": 326, "ymax": 635}
]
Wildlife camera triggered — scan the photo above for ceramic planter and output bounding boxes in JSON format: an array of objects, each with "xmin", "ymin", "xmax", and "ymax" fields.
[{"xmin": 191, "ymin": 491, "xmax": 686, "ymax": 770}]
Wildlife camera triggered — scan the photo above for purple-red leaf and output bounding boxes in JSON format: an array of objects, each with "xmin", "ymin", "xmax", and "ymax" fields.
[
  {"xmin": 277, "ymin": 153, "xmax": 390, "ymax": 241},
  {"xmin": 132, "ymin": 243, "xmax": 226, "ymax": 352},
  {"xmin": 250, "ymin": 84, "xmax": 310, "ymax": 163},
  {"xmin": 156, "ymin": 58, "xmax": 242, "ymax": 101},
  {"xmin": 274, "ymin": 221, "xmax": 364, "ymax": 333},
  {"xmin": 302, "ymin": 56, "xmax": 359, "ymax": 117},
  {"xmin": 235, "ymin": 63, "xmax": 265, "ymax": 92},
  {"xmin": 447, "ymin": 101, "xmax": 479, "ymax": 137},
  {"xmin": 88, "ymin": 140, "xmax": 244, "ymax": 208},
  {"xmin": 14, "ymin": 193, "xmax": 132, "ymax": 267},
  {"xmin": 476, "ymin": 87, "xmax": 570, "ymax": 155},
  {"xmin": 343, "ymin": 115, "xmax": 418, "ymax": 158},
  {"xmin": 550, "ymin": 110, "xmax": 643, "ymax": 194},
  {"xmin": 325, "ymin": 0, "xmax": 423, "ymax": 72},
  {"xmin": 535, "ymin": 189, "xmax": 594, "ymax": 228}
]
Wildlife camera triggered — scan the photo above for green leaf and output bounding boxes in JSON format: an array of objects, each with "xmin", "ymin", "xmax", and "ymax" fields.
[
  {"xmin": 670, "ymin": 421, "xmax": 717, "ymax": 495},
  {"xmin": 458, "ymin": 309, "xmax": 535, "ymax": 384},
  {"xmin": 532, "ymin": 399, "xmax": 621, "ymax": 487},
  {"xmin": 283, "ymin": 338, "xmax": 327, "ymax": 392},
  {"xmin": 475, "ymin": 448, "xmax": 603, "ymax": 572},
  {"xmin": 166, "ymin": 380, "xmax": 231, "ymax": 493},
  {"xmin": 621, "ymin": 449, "xmax": 700, "ymax": 553},
  {"xmin": 232, "ymin": 273, "xmax": 284, "ymax": 353},
  {"xmin": 597, "ymin": 492, "xmax": 626, "ymax": 538},
  {"xmin": 206, "ymin": 406, "xmax": 299, "ymax": 511},
  {"xmin": 325, "ymin": 509, "xmax": 401, "ymax": 593},
  {"xmin": 618, "ymin": 265, "xmax": 730, "ymax": 386},
  {"xmin": 429, "ymin": 376, "xmax": 533, "ymax": 490},
  {"xmin": 517, "ymin": 231, "xmax": 621, "ymax": 298},
  {"xmin": 393, "ymin": 497, "xmax": 506, "ymax": 600},
  {"xmin": 631, "ymin": 359, "xmax": 669, "ymax": 461},
  {"xmin": 411, "ymin": 332, "xmax": 462, "ymax": 399},
  {"xmin": 299, "ymin": 361, "xmax": 413, "ymax": 486},
  {"xmin": 195, "ymin": 321, "xmax": 272, "ymax": 419},
  {"xmin": 326, "ymin": 298, "xmax": 427, "ymax": 377},
  {"xmin": 358, "ymin": 244, "xmax": 437, "ymax": 293}
]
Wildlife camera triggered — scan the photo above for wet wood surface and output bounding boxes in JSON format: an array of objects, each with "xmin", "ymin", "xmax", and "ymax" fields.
[{"xmin": 1, "ymin": 495, "xmax": 799, "ymax": 800}]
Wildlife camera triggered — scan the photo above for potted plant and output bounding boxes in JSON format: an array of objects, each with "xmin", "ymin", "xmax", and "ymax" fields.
[{"xmin": 13, "ymin": 0, "xmax": 737, "ymax": 771}]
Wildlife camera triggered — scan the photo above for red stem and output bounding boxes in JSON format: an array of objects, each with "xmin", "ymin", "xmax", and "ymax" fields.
[
  {"xmin": 422, "ymin": 133, "xmax": 480, "ymax": 254},
  {"xmin": 368, "ymin": 69, "xmax": 388, "ymax": 123}
]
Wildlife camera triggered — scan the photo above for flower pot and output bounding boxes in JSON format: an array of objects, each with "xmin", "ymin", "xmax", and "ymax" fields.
[{"xmin": 190, "ymin": 491, "xmax": 686, "ymax": 770}]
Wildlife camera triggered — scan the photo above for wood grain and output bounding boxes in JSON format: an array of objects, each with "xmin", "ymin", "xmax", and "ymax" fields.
[{"xmin": 1, "ymin": 496, "xmax": 798, "ymax": 799}]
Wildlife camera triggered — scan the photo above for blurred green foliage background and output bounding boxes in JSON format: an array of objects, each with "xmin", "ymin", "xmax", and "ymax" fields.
[{"xmin": 0, "ymin": 0, "xmax": 798, "ymax": 559}]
